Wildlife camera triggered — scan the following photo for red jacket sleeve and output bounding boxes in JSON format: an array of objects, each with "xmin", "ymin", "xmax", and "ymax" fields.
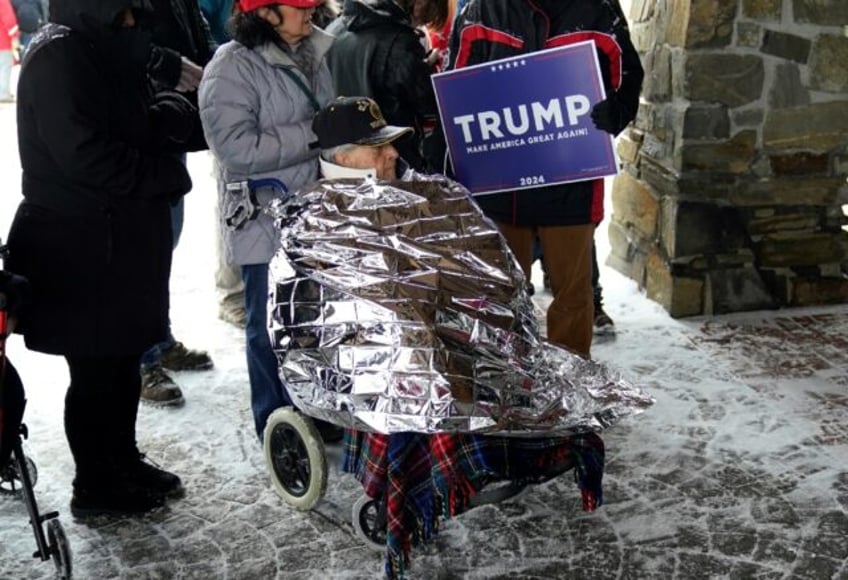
[{"xmin": 0, "ymin": 0, "xmax": 20, "ymax": 45}]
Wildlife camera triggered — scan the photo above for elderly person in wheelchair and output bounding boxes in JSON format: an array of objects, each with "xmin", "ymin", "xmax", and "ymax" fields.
[{"xmin": 262, "ymin": 97, "xmax": 653, "ymax": 578}]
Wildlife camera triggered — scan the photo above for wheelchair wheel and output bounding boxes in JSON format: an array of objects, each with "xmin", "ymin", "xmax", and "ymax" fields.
[
  {"xmin": 47, "ymin": 518, "xmax": 73, "ymax": 580},
  {"xmin": 263, "ymin": 408, "xmax": 327, "ymax": 511},
  {"xmin": 0, "ymin": 451, "xmax": 37, "ymax": 495},
  {"xmin": 352, "ymin": 494, "xmax": 387, "ymax": 552},
  {"xmin": 468, "ymin": 480, "xmax": 526, "ymax": 508}
]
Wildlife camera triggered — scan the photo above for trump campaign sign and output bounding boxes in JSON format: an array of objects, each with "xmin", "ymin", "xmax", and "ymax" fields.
[{"xmin": 432, "ymin": 41, "xmax": 618, "ymax": 195}]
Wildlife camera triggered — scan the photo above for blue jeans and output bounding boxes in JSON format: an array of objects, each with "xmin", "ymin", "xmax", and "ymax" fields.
[
  {"xmin": 140, "ymin": 329, "xmax": 177, "ymax": 368},
  {"xmin": 242, "ymin": 263, "xmax": 292, "ymax": 440},
  {"xmin": 141, "ymin": 161, "xmax": 185, "ymax": 368}
]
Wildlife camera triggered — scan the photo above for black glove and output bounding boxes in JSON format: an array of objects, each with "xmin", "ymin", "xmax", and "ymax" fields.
[
  {"xmin": 591, "ymin": 94, "xmax": 628, "ymax": 136},
  {"xmin": 150, "ymin": 90, "xmax": 198, "ymax": 146},
  {"xmin": 147, "ymin": 45, "xmax": 184, "ymax": 90}
]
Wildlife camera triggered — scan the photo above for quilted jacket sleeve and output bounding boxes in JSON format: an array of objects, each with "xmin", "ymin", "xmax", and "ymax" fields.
[{"xmin": 198, "ymin": 44, "xmax": 318, "ymax": 178}]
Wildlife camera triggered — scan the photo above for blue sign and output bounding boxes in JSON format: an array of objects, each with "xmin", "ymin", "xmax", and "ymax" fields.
[{"xmin": 432, "ymin": 41, "xmax": 618, "ymax": 195}]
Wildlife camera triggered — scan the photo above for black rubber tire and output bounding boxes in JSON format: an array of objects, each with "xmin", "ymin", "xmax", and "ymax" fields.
[
  {"xmin": 47, "ymin": 518, "xmax": 73, "ymax": 580},
  {"xmin": 0, "ymin": 451, "xmax": 37, "ymax": 494},
  {"xmin": 263, "ymin": 408, "xmax": 327, "ymax": 511},
  {"xmin": 468, "ymin": 481, "xmax": 527, "ymax": 508},
  {"xmin": 351, "ymin": 494, "xmax": 387, "ymax": 552}
]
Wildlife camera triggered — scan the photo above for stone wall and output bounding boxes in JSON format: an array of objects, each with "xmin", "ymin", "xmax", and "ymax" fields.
[{"xmin": 609, "ymin": 0, "xmax": 848, "ymax": 316}]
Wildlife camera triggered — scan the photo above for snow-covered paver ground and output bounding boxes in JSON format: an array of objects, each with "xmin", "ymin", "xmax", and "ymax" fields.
[{"xmin": 1, "ymin": 92, "xmax": 847, "ymax": 580}]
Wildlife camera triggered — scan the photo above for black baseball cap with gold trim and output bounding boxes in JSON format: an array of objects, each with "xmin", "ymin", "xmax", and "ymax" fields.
[{"xmin": 312, "ymin": 96, "xmax": 414, "ymax": 149}]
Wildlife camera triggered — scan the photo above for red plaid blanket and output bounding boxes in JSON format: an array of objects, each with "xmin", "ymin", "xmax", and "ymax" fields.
[{"xmin": 342, "ymin": 430, "xmax": 605, "ymax": 578}]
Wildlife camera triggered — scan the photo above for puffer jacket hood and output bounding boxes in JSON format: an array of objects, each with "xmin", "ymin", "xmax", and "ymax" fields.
[
  {"xmin": 46, "ymin": 0, "xmax": 155, "ymax": 77},
  {"xmin": 50, "ymin": 0, "xmax": 137, "ymax": 37},
  {"xmin": 343, "ymin": 0, "xmax": 411, "ymax": 31}
]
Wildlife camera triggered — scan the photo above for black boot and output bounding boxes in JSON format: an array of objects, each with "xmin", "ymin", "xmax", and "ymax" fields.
[
  {"xmin": 112, "ymin": 357, "xmax": 185, "ymax": 500},
  {"xmin": 119, "ymin": 452, "xmax": 185, "ymax": 499},
  {"xmin": 65, "ymin": 355, "xmax": 170, "ymax": 519},
  {"xmin": 71, "ymin": 470, "xmax": 165, "ymax": 519}
]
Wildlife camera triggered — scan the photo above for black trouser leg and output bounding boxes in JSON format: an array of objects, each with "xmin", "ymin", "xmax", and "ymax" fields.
[
  {"xmin": 64, "ymin": 354, "xmax": 142, "ymax": 488},
  {"xmin": 591, "ymin": 241, "xmax": 603, "ymax": 309},
  {"xmin": 64, "ymin": 354, "xmax": 166, "ymax": 517},
  {"xmin": 111, "ymin": 354, "xmax": 143, "ymax": 463}
]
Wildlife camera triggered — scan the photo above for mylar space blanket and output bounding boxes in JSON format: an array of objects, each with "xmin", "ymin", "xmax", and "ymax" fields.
[{"xmin": 268, "ymin": 174, "xmax": 653, "ymax": 435}]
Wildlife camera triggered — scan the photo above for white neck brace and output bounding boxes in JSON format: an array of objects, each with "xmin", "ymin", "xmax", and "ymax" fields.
[{"xmin": 319, "ymin": 157, "xmax": 377, "ymax": 180}]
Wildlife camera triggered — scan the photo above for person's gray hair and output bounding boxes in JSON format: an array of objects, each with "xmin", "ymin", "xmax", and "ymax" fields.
[{"xmin": 321, "ymin": 143, "xmax": 360, "ymax": 164}]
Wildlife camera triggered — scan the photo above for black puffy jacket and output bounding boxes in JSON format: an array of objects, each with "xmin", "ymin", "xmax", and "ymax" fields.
[
  {"xmin": 144, "ymin": 0, "xmax": 217, "ymax": 88},
  {"xmin": 446, "ymin": 0, "xmax": 643, "ymax": 226},
  {"xmin": 326, "ymin": 0, "xmax": 441, "ymax": 172},
  {"xmin": 6, "ymin": 0, "xmax": 192, "ymax": 356}
]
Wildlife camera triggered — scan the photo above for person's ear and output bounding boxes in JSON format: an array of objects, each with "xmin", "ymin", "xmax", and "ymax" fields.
[{"xmin": 384, "ymin": 144, "xmax": 399, "ymax": 158}]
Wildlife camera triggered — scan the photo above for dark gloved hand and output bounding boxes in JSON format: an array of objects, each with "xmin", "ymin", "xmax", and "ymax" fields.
[
  {"xmin": 591, "ymin": 95, "xmax": 626, "ymax": 136},
  {"xmin": 150, "ymin": 90, "xmax": 198, "ymax": 145}
]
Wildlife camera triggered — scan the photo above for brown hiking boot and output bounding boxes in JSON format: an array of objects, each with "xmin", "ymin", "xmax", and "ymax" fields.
[
  {"xmin": 218, "ymin": 306, "xmax": 247, "ymax": 329},
  {"xmin": 140, "ymin": 366, "xmax": 184, "ymax": 407},
  {"xmin": 159, "ymin": 341, "xmax": 213, "ymax": 372}
]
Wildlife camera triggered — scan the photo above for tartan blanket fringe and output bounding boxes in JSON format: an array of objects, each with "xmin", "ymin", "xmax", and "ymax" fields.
[{"xmin": 343, "ymin": 430, "xmax": 606, "ymax": 579}]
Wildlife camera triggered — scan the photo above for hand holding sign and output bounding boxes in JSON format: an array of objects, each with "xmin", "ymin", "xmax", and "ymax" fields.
[
  {"xmin": 432, "ymin": 41, "xmax": 618, "ymax": 195},
  {"xmin": 591, "ymin": 94, "xmax": 628, "ymax": 136}
]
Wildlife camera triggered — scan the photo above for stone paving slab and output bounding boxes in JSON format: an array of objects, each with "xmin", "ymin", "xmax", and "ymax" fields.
[{"xmin": 3, "ymin": 299, "xmax": 847, "ymax": 579}]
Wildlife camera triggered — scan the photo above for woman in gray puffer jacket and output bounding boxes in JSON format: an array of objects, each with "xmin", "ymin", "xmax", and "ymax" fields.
[{"xmin": 198, "ymin": 0, "xmax": 334, "ymax": 442}]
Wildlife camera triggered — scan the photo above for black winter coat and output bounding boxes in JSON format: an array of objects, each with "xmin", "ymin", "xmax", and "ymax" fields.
[
  {"xmin": 143, "ymin": 0, "xmax": 217, "ymax": 152},
  {"xmin": 145, "ymin": 0, "xmax": 217, "ymax": 88},
  {"xmin": 446, "ymin": 0, "xmax": 644, "ymax": 226},
  {"xmin": 5, "ymin": 0, "xmax": 192, "ymax": 357},
  {"xmin": 326, "ymin": 0, "xmax": 441, "ymax": 172}
]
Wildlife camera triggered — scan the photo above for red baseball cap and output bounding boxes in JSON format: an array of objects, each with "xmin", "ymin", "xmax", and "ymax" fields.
[{"xmin": 238, "ymin": 0, "xmax": 323, "ymax": 11}]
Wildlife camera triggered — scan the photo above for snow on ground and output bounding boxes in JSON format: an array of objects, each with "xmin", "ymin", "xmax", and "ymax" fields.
[{"xmin": 1, "ymin": 75, "xmax": 847, "ymax": 580}]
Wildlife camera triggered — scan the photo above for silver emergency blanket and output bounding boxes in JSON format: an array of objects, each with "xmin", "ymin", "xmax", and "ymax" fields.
[{"xmin": 268, "ymin": 174, "xmax": 654, "ymax": 436}]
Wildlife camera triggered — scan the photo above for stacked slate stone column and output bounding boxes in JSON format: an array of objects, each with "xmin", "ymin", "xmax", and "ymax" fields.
[{"xmin": 608, "ymin": 0, "xmax": 848, "ymax": 316}]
